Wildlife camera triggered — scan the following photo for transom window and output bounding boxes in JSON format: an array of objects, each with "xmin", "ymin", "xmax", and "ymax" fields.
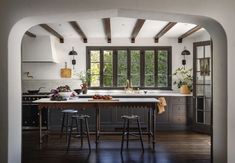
[{"xmin": 87, "ymin": 46, "xmax": 172, "ymax": 89}]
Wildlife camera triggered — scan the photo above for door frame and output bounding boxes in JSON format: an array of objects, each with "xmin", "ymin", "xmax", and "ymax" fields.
[{"xmin": 193, "ymin": 40, "xmax": 213, "ymax": 134}]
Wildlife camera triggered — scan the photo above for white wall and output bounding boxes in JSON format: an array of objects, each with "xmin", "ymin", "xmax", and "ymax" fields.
[
  {"xmin": 0, "ymin": 1, "xmax": 231, "ymax": 163},
  {"xmin": 22, "ymin": 36, "xmax": 197, "ymax": 80},
  {"xmin": 22, "ymin": 35, "xmax": 208, "ymax": 91}
]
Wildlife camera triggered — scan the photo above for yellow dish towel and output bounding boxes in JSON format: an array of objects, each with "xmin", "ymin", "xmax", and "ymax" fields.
[{"xmin": 157, "ymin": 97, "xmax": 167, "ymax": 114}]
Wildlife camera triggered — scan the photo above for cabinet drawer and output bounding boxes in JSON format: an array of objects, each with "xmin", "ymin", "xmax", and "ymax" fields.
[
  {"xmin": 171, "ymin": 97, "xmax": 186, "ymax": 104},
  {"xmin": 172, "ymin": 116, "xmax": 186, "ymax": 124},
  {"xmin": 172, "ymin": 105, "xmax": 186, "ymax": 115}
]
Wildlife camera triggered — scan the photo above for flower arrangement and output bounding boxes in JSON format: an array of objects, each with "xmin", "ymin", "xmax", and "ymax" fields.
[
  {"xmin": 78, "ymin": 69, "xmax": 91, "ymax": 84},
  {"xmin": 173, "ymin": 67, "xmax": 193, "ymax": 92},
  {"xmin": 77, "ymin": 69, "xmax": 91, "ymax": 94}
]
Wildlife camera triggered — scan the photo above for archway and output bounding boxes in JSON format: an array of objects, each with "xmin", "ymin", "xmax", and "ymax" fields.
[{"xmin": 8, "ymin": 9, "xmax": 227, "ymax": 163}]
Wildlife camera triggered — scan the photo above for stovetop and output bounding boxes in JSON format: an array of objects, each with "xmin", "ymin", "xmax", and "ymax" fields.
[
  {"xmin": 22, "ymin": 92, "xmax": 51, "ymax": 97},
  {"xmin": 22, "ymin": 92, "xmax": 51, "ymax": 103}
]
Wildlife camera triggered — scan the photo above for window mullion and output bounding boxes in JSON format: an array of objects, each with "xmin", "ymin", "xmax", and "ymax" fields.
[
  {"xmin": 127, "ymin": 48, "xmax": 131, "ymax": 81},
  {"xmin": 140, "ymin": 49, "xmax": 145, "ymax": 87},
  {"xmin": 113, "ymin": 50, "xmax": 117, "ymax": 87},
  {"xmin": 168, "ymin": 48, "xmax": 172, "ymax": 89},
  {"xmin": 100, "ymin": 49, "xmax": 104, "ymax": 88},
  {"xmin": 87, "ymin": 49, "xmax": 91, "ymax": 86},
  {"xmin": 155, "ymin": 48, "xmax": 158, "ymax": 88}
]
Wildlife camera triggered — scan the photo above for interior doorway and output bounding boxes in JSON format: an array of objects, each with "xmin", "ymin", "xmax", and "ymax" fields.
[
  {"xmin": 7, "ymin": 9, "xmax": 227, "ymax": 163},
  {"xmin": 193, "ymin": 40, "xmax": 212, "ymax": 134}
]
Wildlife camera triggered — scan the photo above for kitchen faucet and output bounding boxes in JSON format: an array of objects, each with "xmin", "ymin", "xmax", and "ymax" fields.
[{"xmin": 124, "ymin": 80, "xmax": 133, "ymax": 93}]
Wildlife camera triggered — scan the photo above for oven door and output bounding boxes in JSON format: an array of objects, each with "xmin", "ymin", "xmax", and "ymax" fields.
[{"xmin": 22, "ymin": 103, "xmax": 48, "ymax": 130}]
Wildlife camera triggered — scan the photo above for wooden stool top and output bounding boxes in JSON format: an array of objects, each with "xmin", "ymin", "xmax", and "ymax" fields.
[
  {"xmin": 72, "ymin": 114, "xmax": 90, "ymax": 119},
  {"xmin": 61, "ymin": 109, "xmax": 78, "ymax": 113},
  {"xmin": 121, "ymin": 115, "xmax": 139, "ymax": 119}
]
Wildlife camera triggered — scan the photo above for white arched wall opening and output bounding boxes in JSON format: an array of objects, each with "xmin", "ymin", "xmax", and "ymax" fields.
[{"xmin": 8, "ymin": 9, "xmax": 227, "ymax": 163}]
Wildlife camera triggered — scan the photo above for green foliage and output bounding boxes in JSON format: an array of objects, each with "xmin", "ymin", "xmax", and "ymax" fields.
[
  {"xmin": 90, "ymin": 51, "xmax": 100, "ymax": 62},
  {"xmin": 78, "ymin": 69, "xmax": 91, "ymax": 84},
  {"xmin": 144, "ymin": 51, "xmax": 155, "ymax": 87},
  {"xmin": 173, "ymin": 67, "xmax": 193, "ymax": 91},
  {"xmin": 88, "ymin": 49, "xmax": 170, "ymax": 88},
  {"xmin": 130, "ymin": 51, "xmax": 140, "ymax": 86},
  {"xmin": 103, "ymin": 51, "xmax": 113, "ymax": 87},
  {"xmin": 117, "ymin": 50, "xmax": 128, "ymax": 86},
  {"xmin": 158, "ymin": 51, "xmax": 168, "ymax": 87},
  {"xmin": 117, "ymin": 75, "xmax": 127, "ymax": 87}
]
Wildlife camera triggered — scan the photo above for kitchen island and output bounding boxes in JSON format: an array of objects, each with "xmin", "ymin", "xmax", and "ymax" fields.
[
  {"xmin": 46, "ymin": 90, "xmax": 193, "ymax": 132},
  {"xmin": 34, "ymin": 97, "xmax": 158, "ymax": 150}
]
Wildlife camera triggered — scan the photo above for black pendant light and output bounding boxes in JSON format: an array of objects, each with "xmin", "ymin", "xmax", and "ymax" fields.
[
  {"xmin": 69, "ymin": 47, "xmax": 78, "ymax": 69},
  {"xmin": 181, "ymin": 47, "xmax": 190, "ymax": 67}
]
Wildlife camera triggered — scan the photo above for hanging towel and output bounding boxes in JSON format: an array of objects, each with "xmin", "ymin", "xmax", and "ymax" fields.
[{"xmin": 157, "ymin": 97, "xmax": 167, "ymax": 114}]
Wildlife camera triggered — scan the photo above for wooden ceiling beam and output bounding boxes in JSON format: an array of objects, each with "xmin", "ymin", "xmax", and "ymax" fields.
[
  {"xmin": 130, "ymin": 19, "xmax": 145, "ymax": 43},
  {"xmin": 39, "ymin": 24, "xmax": 64, "ymax": 43},
  {"xmin": 69, "ymin": 21, "xmax": 87, "ymax": 43},
  {"xmin": 154, "ymin": 22, "xmax": 177, "ymax": 43},
  {"xmin": 102, "ymin": 18, "xmax": 111, "ymax": 43},
  {"xmin": 25, "ymin": 31, "xmax": 36, "ymax": 38},
  {"xmin": 178, "ymin": 25, "xmax": 201, "ymax": 43}
]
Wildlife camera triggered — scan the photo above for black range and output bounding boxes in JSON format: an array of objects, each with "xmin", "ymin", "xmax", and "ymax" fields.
[{"xmin": 22, "ymin": 92, "xmax": 50, "ymax": 130}]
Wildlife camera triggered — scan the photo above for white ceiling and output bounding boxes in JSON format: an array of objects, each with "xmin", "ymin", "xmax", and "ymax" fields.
[{"xmin": 28, "ymin": 17, "xmax": 207, "ymax": 39}]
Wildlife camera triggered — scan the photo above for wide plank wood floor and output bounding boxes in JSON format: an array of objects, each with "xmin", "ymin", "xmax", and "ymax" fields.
[{"xmin": 22, "ymin": 131, "xmax": 211, "ymax": 163}]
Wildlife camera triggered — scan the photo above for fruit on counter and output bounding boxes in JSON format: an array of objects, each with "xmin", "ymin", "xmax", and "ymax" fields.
[{"xmin": 92, "ymin": 94, "xmax": 112, "ymax": 100}]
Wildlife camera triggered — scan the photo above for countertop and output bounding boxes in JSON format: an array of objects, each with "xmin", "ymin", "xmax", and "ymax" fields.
[{"xmin": 78, "ymin": 90, "xmax": 192, "ymax": 97}]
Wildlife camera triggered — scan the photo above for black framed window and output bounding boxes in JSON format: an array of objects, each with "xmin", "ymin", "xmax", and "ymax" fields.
[{"xmin": 87, "ymin": 46, "xmax": 172, "ymax": 90}]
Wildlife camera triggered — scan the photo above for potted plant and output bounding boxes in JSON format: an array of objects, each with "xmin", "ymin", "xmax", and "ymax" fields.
[
  {"xmin": 173, "ymin": 67, "xmax": 193, "ymax": 94},
  {"xmin": 78, "ymin": 69, "xmax": 91, "ymax": 94}
]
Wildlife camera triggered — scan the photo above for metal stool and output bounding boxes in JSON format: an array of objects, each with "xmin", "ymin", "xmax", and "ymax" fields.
[
  {"xmin": 121, "ymin": 115, "xmax": 144, "ymax": 152},
  {"xmin": 67, "ymin": 114, "xmax": 91, "ymax": 151},
  {"xmin": 60, "ymin": 109, "xmax": 78, "ymax": 139}
]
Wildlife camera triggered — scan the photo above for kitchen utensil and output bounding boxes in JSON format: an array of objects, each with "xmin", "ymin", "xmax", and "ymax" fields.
[
  {"xmin": 60, "ymin": 62, "xmax": 71, "ymax": 78},
  {"xmin": 27, "ymin": 87, "xmax": 45, "ymax": 94},
  {"xmin": 74, "ymin": 89, "xmax": 82, "ymax": 95}
]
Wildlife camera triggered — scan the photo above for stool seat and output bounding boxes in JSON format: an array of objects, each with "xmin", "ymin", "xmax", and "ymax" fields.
[
  {"xmin": 72, "ymin": 114, "xmax": 90, "ymax": 119},
  {"xmin": 62, "ymin": 109, "xmax": 78, "ymax": 113},
  {"xmin": 121, "ymin": 115, "xmax": 139, "ymax": 119}
]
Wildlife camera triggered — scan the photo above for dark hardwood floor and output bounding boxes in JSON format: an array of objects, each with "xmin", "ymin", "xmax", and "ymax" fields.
[{"xmin": 22, "ymin": 131, "xmax": 211, "ymax": 163}]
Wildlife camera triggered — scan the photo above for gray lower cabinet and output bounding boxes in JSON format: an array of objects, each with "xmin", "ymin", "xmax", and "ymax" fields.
[
  {"xmin": 48, "ymin": 96, "xmax": 192, "ymax": 131},
  {"xmin": 169, "ymin": 97, "xmax": 187, "ymax": 130}
]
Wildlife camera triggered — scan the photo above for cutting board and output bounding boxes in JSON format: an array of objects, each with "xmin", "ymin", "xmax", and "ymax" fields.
[{"xmin": 60, "ymin": 62, "xmax": 71, "ymax": 78}]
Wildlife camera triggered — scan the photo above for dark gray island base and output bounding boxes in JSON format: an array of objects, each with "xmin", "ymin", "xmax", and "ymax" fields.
[{"xmin": 47, "ymin": 94, "xmax": 192, "ymax": 131}]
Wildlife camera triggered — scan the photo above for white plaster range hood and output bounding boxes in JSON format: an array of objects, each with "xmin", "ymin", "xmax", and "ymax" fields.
[{"xmin": 22, "ymin": 35, "xmax": 59, "ymax": 63}]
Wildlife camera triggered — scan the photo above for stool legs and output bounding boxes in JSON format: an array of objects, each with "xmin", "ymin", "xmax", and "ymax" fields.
[
  {"xmin": 121, "ymin": 118, "xmax": 126, "ymax": 152},
  {"xmin": 85, "ymin": 118, "xmax": 91, "ymax": 151},
  {"xmin": 65, "ymin": 113, "xmax": 69, "ymax": 140},
  {"xmin": 60, "ymin": 113, "xmax": 66, "ymax": 138},
  {"xmin": 80, "ymin": 119, "xmax": 83, "ymax": 148},
  {"xmin": 137, "ymin": 118, "xmax": 144, "ymax": 152},
  {"xmin": 126, "ymin": 119, "xmax": 130, "ymax": 149},
  {"xmin": 60, "ymin": 112, "xmax": 70, "ymax": 140},
  {"xmin": 121, "ymin": 116, "xmax": 144, "ymax": 152},
  {"xmin": 67, "ymin": 117, "xmax": 74, "ymax": 151},
  {"xmin": 67, "ymin": 117, "xmax": 91, "ymax": 152}
]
